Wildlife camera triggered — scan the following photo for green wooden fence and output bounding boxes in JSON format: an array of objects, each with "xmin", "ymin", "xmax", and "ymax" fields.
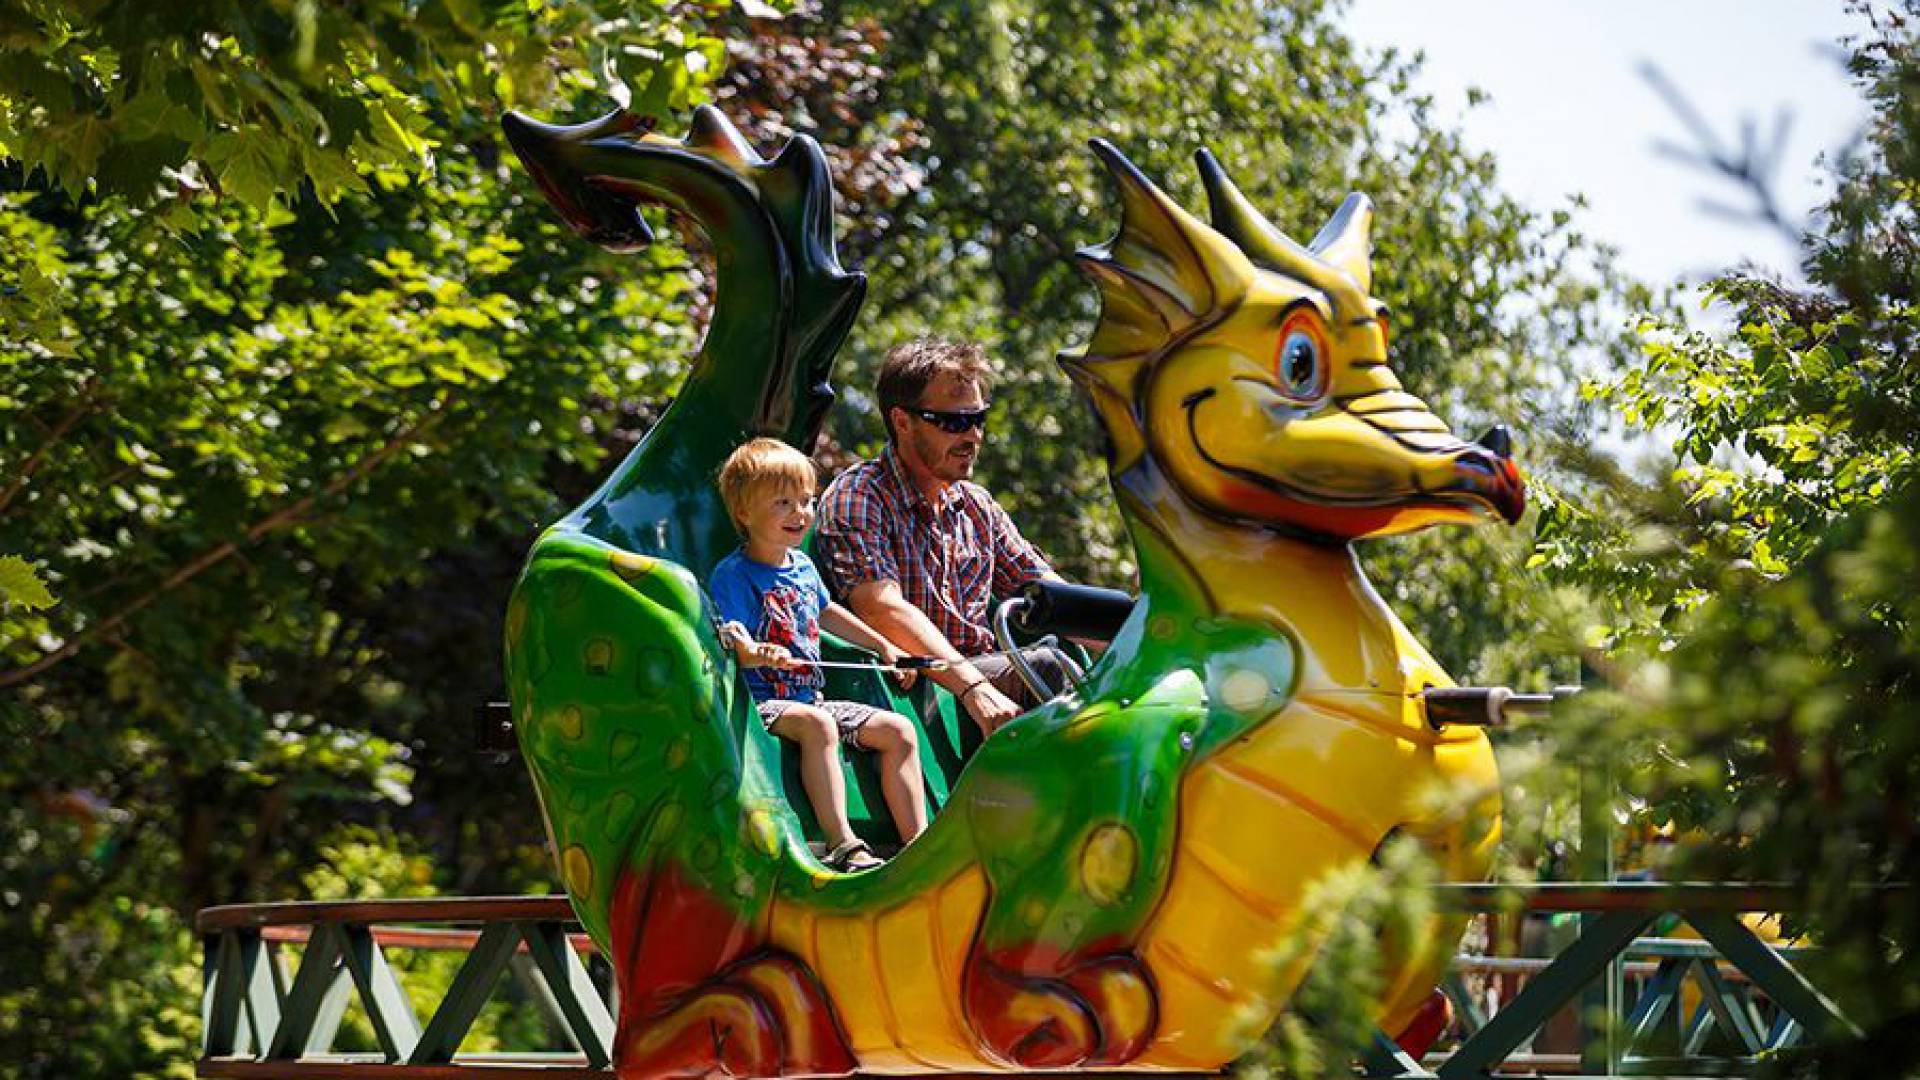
[
  {"xmin": 198, "ymin": 896, "xmax": 609, "ymax": 1079},
  {"xmin": 1367, "ymin": 884, "xmax": 1856, "ymax": 1079},
  {"xmin": 197, "ymin": 885, "xmax": 1854, "ymax": 1078}
]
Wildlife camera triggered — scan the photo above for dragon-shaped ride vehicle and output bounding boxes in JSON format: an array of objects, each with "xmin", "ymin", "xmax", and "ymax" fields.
[{"xmin": 499, "ymin": 105, "xmax": 1524, "ymax": 1078}]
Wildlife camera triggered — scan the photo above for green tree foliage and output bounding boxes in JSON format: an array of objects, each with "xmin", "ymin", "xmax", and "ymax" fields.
[
  {"xmin": 0, "ymin": 3, "xmax": 742, "ymax": 1073},
  {"xmin": 0, "ymin": 0, "xmax": 730, "ymax": 208},
  {"xmin": 1530, "ymin": 3, "xmax": 1920, "ymax": 1068}
]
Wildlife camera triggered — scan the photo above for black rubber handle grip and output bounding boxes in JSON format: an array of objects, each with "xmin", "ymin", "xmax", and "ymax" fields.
[{"xmin": 1011, "ymin": 580, "xmax": 1135, "ymax": 641}]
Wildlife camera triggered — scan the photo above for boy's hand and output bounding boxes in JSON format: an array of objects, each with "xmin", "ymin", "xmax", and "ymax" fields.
[
  {"xmin": 742, "ymin": 641, "xmax": 798, "ymax": 670},
  {"xmin": 881, "ymin": 646, "xmax": 918, "ymax": 690},
  {"xmin": 722, "ymin": 622, "xmax": 800, "ymax": 670},
  {"xmin": 759, "ymin": 643, "xmax": 802, "ymax": 671}
]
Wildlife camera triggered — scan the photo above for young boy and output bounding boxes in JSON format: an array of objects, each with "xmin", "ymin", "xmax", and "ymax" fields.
[{"xmin": 710, "ymin": 437, "xmax": 929, "ymax": 872}]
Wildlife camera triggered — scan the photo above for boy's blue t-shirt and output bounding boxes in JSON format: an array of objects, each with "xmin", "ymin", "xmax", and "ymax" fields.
[{"xmin": 709, "ymin": 547, "xmax": 830, "ymax": 703}]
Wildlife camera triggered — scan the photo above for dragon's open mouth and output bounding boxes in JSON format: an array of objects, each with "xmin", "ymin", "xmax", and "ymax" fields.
[
  {"xmin": 1182, "ymin": 391, "xmax": 1525, "ymax": 524},
  {"xmin": 501, "ymin": 110, "xmax": 657, "ymax": 252}
]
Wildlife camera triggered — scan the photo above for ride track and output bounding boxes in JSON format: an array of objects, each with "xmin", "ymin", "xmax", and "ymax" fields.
[{"xmin": 494, "ymin": 104, "xmax": 1526, "ymax": 1079}]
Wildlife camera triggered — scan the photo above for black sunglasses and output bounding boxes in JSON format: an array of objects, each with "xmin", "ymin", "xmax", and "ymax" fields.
[{"xmin": 909, "ymin": 405, "xmax": 992, "ymax": 434}]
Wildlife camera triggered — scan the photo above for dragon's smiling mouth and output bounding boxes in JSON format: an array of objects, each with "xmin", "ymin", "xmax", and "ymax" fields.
[{"xmin": 1180, "ymin": 388, "xmax": 1514, "ymax": 517}]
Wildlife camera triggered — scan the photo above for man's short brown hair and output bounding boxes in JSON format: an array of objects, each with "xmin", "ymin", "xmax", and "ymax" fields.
[{"xmin": 877, "ymin": 339, "xmax": 994, "ymax": 442}]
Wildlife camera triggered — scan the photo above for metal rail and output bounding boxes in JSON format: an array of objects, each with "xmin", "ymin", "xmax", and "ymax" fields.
[{"xmin": 197, "ymin": 886, "xmax": 1857, "ymax": 1079}]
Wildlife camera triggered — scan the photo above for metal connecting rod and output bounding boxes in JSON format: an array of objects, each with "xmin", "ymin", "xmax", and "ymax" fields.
[{"xmin": 1422, "ymin": 685, "xmax": 1581, "ymax": 729}]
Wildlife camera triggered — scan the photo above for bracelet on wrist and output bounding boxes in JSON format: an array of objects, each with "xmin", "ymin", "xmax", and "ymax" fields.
[{"xmin": 959, "ymin": 679, "xmax": 987, "ymax": 700}]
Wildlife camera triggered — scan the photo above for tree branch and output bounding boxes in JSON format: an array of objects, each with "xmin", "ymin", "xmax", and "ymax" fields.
[
  {"xmin": 0, "ymin": 379, "xmax": 103, "ymax": 517},
  {"xmin": 0, "ymin": 412, "xmax": 444, "ymax": 689}
]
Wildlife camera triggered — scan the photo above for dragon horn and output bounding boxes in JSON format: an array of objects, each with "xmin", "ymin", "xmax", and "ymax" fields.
[
  {"xmin": 1194, "ymin": 148, "xmax": 1375, "ymax": 307},
  {"xmin": 1085, "ymin": 139, "xmax": 1253, "ymax": 324},
  {"xmin": 1309, "ymin": 192, "xmax": 1375, "ymax": 296},
  {"xmin": 1194, "ymin": 148, "xmax": 1321, "ymax": 286},
  {"xmin": 502, "ymin": 108, "xmax": 656, "ymax": 251},
  {"xmin": 685, "ymin": 106, "xmax": 762, "ymax": 168}
]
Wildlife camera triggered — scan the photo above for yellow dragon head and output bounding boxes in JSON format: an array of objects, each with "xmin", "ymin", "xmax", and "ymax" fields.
[{"xmin": 1063, "ymin": 142, "xmax": 1525, "ymax": 541}]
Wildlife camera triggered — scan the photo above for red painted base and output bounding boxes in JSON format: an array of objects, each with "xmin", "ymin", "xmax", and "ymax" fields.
[
  {"xmin": 963, "ymin": 948, "xmax": 1157, "ymax": 1069},
  {"xmin": 608, "ymin": 864, "xmax": 856, "ymax": 1078},
  {"xmin": 1391, "ymin": 988, "xmax": 1454, "ymax": 1061}
]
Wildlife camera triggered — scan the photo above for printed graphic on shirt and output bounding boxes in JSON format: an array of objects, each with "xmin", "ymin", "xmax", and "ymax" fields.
[{"xmin": 755, "ymin": 584, "xmax": 823, "ymax": 700}]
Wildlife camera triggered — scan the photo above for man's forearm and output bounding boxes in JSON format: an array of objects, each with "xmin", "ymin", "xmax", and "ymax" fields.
[
  {"xmin": 849, "ymin": 587, "xmax": 991, "ymax": 695},
  {"xmin": 819, "ymin": 603, "xmax": 898, "ymax": 659}
]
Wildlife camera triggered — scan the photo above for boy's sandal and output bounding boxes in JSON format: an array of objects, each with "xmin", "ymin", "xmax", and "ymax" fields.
[{"xmin": 824, "ymin": 838, "xmax": 884, "ymax": 873}]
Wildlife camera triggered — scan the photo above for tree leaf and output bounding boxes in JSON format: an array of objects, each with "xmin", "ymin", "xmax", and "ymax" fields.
[{"xmin": 0, "ymin": 554, "xmax": 57, "ymax": 611}]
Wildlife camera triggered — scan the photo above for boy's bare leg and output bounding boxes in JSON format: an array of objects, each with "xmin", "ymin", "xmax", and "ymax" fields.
[
  {"xmin": 771, "ymin": 705, "xmax": 858, "ymax": 850},
  {"xmin": 856, "ymin": 711, "xmax": 928, "ymax": 841}
]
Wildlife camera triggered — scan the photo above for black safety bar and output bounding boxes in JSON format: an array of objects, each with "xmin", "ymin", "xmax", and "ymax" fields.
[{"xmin": 1010, "ymin": 579, "xmax": 1136, "ymax": 642}]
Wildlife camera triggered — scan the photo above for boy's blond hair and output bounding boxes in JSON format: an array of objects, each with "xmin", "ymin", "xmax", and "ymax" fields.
[{"xmin": 718, "ymin": 438, "xmax": 817, "ymax": 531}]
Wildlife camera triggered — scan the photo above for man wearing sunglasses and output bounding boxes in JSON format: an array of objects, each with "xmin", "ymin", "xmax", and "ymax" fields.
[{"xmin": 817, "ymin": 339, "xmax": 1077, "ymax": 736}]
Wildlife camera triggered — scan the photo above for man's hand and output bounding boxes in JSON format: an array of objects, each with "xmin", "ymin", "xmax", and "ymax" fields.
[
  {"xmin": 881, "ymin": 646, "xmax": 918, "ymax": 690},
  {"xmin": 960, "ymin": 680, "xmax": 1020, "ymax": 734}
]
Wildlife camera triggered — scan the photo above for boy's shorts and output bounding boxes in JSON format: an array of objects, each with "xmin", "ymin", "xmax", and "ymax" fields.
[{"xmin": 756, "ymin": 698, "xmax": 881, "ymax": 747}]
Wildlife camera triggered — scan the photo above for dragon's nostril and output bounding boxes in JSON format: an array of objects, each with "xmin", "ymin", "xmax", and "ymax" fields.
[{"xmin": 1475, "ymin": 425, "xmax": 1513, "ymax": 459}]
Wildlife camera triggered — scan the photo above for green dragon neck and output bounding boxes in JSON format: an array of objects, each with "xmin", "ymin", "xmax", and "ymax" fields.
[{"xmin": 510, "ymin": 109, "xmax": 864, "ymax": 579}]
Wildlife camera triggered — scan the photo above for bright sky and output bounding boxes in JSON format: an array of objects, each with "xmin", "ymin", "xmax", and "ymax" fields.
[{"xmin": 1343, "ymin": 0, "xmax": 1873, "ymax": 288}]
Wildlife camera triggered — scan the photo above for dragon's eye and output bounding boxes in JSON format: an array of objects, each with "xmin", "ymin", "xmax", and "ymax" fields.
[{"xmin": 1273, "ymin": 310, "xmax": 1328, "ymax": 401}]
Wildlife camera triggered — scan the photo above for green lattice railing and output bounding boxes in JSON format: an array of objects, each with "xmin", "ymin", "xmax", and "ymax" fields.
[
  {"xmin": 197, "ymin": 885, "xmax": 1858, "ymax": 1079},
  {"xmin": 198, "ymin": 896, "xmax": 609, "ymax": 1078},
  {"xmin": 1367, "ymin": 884, "xmax": 1858, "ymax": 1079}
]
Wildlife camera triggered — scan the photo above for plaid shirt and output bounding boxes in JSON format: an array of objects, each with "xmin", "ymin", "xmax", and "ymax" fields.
[{"xmin": 817, "ymin": 447, "xmax": 1052, "ymax": 656}]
